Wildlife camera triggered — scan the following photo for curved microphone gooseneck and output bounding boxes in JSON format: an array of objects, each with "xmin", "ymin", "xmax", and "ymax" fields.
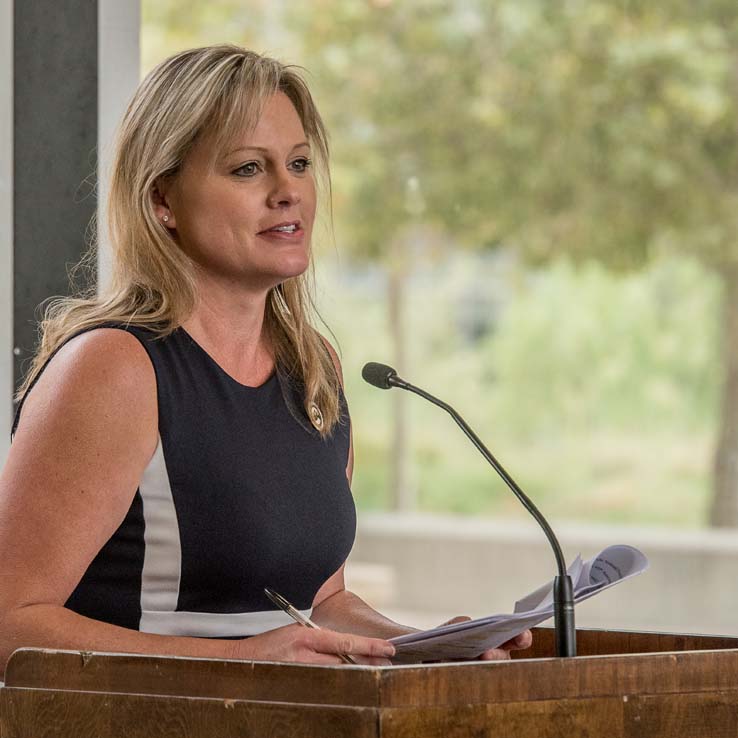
[{"xmin": 361, "ymin": 361, "xmax": 576, "ymax": 658}]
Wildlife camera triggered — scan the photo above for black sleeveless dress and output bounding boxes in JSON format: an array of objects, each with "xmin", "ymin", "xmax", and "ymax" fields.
[{"xmin": 12, "ymin": 325, "xmax": 356, "ymax": 637}]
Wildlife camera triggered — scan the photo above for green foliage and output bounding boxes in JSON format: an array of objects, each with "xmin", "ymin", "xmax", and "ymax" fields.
[
  {"xmin": 142, "ymin": 1, "xmax": 738, "ymax": 272},
  {"xmin": 141, "ymin": 0, "xmax": 267, "ymax": 63},
  {"xmin": 284, "ymin": 0, "xmax": 738, "ymax": 274},
  {"xmin": 316, "ymin": 250, "xmax": 719, "ymax": 526},
  {"xmin": 318, "ymin": 252, "xmax": 716, "ymax": 526},
  {"xmin": 476, "ymin": 0, "xmax": 738, "ymax": 269},
  {"xmin": 484, "ymin": 257, "xmax": 722, "ymax": 436},
  {"xmin": 290, "ymin": 0, "xmax": 502, "ymax": 261},
  {"xmin": 140, "ymin": 1, "xmax": 738, "ymax": 526},
  {"xmin": 315, "ymin": 251, "xmax": 715, "ymax": 525},
  {"xmin": 142, "ymin": 1, "xmax": 738, "ymax": 271}
]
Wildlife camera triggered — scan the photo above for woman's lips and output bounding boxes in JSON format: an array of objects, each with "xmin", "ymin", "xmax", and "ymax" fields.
[{"xmin": 257, "ymin": 226, "xmax": 305, "ymax": 242}]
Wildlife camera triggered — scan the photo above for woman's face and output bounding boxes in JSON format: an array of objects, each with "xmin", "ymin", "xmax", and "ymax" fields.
[{"xmin": 158, "ymin": 92, "xmax": 316, "ymax": 292}]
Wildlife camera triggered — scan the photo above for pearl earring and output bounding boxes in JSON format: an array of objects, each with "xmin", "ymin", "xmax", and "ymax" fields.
[{"xmin": 162, "ymin": 215, "xmax": 170, "ymax": 223}]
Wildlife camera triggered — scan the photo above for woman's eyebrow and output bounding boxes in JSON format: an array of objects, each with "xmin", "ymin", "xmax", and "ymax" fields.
[{"xmin": 225, "ymin": 141, "xmax": 311, "ymax": 157}]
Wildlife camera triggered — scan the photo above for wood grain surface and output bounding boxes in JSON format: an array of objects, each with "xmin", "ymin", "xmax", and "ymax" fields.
[
  {"xmin": 377, "ymin": 693, "xmax": 738, "ymax": 738},
  {"xmin": 4, "ymin": 687, "xmax": 738, "ymax": 737},
  {"xmin": 7, "ymin": 629, "xmax": 738, "ymax": 708},
  {"xmin": 4, "ymin": 649, "xmax": 382, "ymax": 706},
  {"xmin": 0, "ymin": 689, "xmax": 377, "ymax": 738},
  {"xmin": 521, "ymin": 626, "xmax": 738, "ymax": 658},
  {"xmin": 4, "ymin": 628, "xmax": 738, "ymax": 737}
]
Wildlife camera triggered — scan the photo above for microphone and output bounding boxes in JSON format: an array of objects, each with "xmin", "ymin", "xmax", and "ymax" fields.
[{"xmin": 362, "ymin": 361, "xmax": 576, "ymax": 658}]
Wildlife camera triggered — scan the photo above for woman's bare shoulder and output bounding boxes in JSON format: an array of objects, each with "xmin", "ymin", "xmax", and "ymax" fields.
[
  {"xmin": 26, "ymin": 326, "xmax": 154, "ymax": 400},
  {"xmin": 15, "ymin": 327, "xmax": 158, "ymax": 455},
  {"xmin": 52, "ymin": 326, "xmax": 154, "ymax": 378}
]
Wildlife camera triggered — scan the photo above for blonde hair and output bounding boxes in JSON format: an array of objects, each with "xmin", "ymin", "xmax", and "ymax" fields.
[{"xmin": 17, "ymin": 44, "xmax": 342, "ymax": 435}]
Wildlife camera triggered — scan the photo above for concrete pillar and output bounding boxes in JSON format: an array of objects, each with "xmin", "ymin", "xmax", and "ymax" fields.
[
  {"xmin": 7, "ymin": 0, "xmax": 139, "ymax": 441},
  {"xmin": 0, "ymin": 0, "xmax": 12, "ymax": 458},
  {"xmin": 13, "ymin": 0, "xmax": 99, "ymax": 392}
]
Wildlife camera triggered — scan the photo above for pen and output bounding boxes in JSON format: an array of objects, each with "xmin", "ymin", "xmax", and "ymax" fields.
[{"xmin": 264, "ymin": 587, "xmax": 357, "ymax": 665}]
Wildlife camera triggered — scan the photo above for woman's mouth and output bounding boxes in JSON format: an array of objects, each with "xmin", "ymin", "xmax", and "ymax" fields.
[{"xmin": 258, "ymin": 221, "xmax": 304, "ymax": 240}]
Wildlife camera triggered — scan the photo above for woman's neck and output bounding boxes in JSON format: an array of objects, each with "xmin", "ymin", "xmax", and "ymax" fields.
[{"xmin": 181, "ymin": 275, "xmax": 275, "ymax": 386}]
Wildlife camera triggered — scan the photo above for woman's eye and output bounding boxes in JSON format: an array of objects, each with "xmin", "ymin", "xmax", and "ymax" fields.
[
  {"xmin": 233, "ymin": 161, "xmax": 261, "ymax": 177},
  {"xmin": 290, "ymin": 157, "xmax": 313, "ymax": 173}
]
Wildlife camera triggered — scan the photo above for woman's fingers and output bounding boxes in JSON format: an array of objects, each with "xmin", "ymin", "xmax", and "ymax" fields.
[
  {"xmin": 437, "ymin": 618, "xmax": 534, "ymax": 662},
  {"xmin": 265, "ymin": 623, "xmax": 531, "ymax": 666},
  {"xmin": 439, "ymin": 615, "xmax": 472, "ymax": 626},
  {"xmin": 310, "ymin": 629, "xmax": 396, "ymax": 661},
  {"xmin": 246, "ymin": 624, "xmax": 396, "ymax": 665},
  {"xmin": 479, "ymin": 629, "xmax": 533, "ymax": 660},
  {"xmin": 478, "ymin": 648, "xmax": 512, "ymax": 660},
  {"xmin": 302, "ymin": 651, "xmax": 348, "ymax": 666},
  {"xmin": 500, "ymin": 630, "xmax": 533, "ymax": 651}
]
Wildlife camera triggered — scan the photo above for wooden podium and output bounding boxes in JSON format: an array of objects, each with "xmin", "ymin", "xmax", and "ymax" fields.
[{"xmin": 2, "ymin": 627, "xmax": 738, "ymax": 737}]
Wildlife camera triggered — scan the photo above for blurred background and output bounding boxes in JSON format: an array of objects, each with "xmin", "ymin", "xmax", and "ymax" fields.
[
  {"xmin": 5, "ymin": 0, "xmax": 738, "ymax": 636},
  {"xmin": 141, "ymin": 0, "xmax": 736, "ymax": 530}
]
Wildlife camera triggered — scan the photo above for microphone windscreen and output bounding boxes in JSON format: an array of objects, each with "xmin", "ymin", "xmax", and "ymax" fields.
[{"xmin": 362, "ymin": 362, "xmax": 397, "ymax": 389}]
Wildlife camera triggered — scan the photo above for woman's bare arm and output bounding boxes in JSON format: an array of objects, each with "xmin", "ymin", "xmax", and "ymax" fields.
[
  {"xmin": 312, "ymin": 567, "xmax": 413, "ymax": 639},
  {"xmin": 0, "ymin": 329, "xmax": 233, "ymax": 665},
  {"xmin": 0, "ymin": 329, "xmax": 394, "ymax": 670}
]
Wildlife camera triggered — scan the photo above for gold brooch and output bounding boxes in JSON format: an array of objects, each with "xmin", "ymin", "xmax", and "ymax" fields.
[{"xmin": 309, "ymin": 402, "xmax": 324, "ymax": 431}]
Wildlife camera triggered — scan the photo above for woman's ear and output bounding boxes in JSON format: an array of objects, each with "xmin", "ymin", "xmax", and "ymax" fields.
[{"xmin": 151, "ymin": 179, "xmax": 176, "ymax": 229}]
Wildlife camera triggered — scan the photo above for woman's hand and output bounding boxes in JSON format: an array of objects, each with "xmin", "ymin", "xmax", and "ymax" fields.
[
  {"xmin": 479, "ymin": 630, "xmax": 533, "ymax": 660},
  {"xmin": 233, "ymin": 623, "xmax": 396, "ymax": 666},
  {"xmin": 441, "ymin": 616, "xmax": 533, "ymax": 661}
]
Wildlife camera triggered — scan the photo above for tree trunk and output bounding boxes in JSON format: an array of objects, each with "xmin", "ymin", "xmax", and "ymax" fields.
[
  {"xmin": 387, "ymin": 265, "xmax": 414, "ymax": 511},
  {"xmin": 710, "ymin": 265, "xmax": 738, "ymax": 527}
]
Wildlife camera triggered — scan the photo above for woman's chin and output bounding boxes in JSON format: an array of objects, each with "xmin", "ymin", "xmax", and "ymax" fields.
[
  {"xmin": 247, "ymin": 258, "xmax": 310, "ymax": 290},
  {"xmin": 273, "ymin": 252, "xmax": 311, "ymax": 280},
  {"xmin": 196, "ymin": 260, "xmax": 308, "ymax": 284}
]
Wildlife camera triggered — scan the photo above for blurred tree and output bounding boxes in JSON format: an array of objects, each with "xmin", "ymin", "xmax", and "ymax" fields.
[
  {"xmin": 142, "ymin": 0, "xmax": 738, "ymax": 524},
  {"xmin": 141, "ymin": 0, "xmax": 266, "ymax": 57},
  {"xmin": 292, "ymin": 0, "xmax": 738, "ymax": 525},
  {"xmin": 290, "ymin": 1, "xmax": 502, "ymax": 510},
  {"xmin": 466, "ymin": 0, "xmax": 738, "ymax": 525}
]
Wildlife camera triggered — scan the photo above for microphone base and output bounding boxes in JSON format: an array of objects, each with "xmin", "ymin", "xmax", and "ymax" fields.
[{"xmin": 554, "ymin": 575, "xmax": 577, "ymax": 658}]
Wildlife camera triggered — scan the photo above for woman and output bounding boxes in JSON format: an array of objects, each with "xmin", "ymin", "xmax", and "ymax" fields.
[{"xmin": 0, "ymin": 45, "xmax": 530, "ymax": 668}]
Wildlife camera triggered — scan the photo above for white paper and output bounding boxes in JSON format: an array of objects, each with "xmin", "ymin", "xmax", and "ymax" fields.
[{"xmin": 389, "ymin": 544, "xmax": 648, "ymax": 663}]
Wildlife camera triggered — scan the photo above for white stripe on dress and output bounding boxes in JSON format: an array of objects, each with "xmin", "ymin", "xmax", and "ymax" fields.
[
  {"xmin": 139, "ymin": 608, "xmax": 312, "ymax": 637},
  {"xmin": 137, "ymin": 436, "xmax": 311, "ymax": 639},
  {"xmin": 138, "ymin": 436, "xmax": 182, "ymax": 613}
]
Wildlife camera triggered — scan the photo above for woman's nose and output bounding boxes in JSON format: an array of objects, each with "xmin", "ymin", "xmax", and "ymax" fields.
[{"xmin": 267, "ymin": 171, "xmax": 301, "ymax": 208}]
